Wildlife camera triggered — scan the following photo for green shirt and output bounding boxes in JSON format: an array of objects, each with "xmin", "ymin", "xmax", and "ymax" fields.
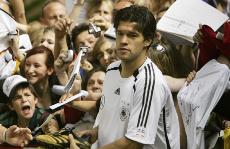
[{"xmin": 0, "ymin": 108, "xmax": 49, "ymax": 131}]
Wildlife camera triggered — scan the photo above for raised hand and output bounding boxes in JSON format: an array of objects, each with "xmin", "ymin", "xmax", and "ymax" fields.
[
  {"xmin": 193, "ymin": 24, "xmax": 203, "ymax": 43},
  {"xmin": 89, "ymin": 15, "xmax": 112, "ymax": 31}
]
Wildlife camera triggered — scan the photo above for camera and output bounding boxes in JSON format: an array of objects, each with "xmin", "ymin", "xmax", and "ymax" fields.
[
  {"xmin": 63, "ymin": 50, "xmax": 74, "ymax": 62},
  {"xmin": 79, "ymin": 46, "xmax": 89, "ymax": 54},
  {"xmin": 88, "ymin": 22, "xmax": 101, "ymax": 38}
]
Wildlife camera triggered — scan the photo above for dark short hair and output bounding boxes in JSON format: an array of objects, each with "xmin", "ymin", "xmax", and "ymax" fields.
[
  {"xmin": 9, "ymin": 83, "xmax": 39, "ymax": 102},
  {"xmin": 114, "ymin": 5, "xmax": 156, "ymax": 41},
  {"xmin": 25, "ymin": 45, "xmax": 54, "ymax": 69},
  {"xmin": 71, "ymin": 23, "xmax": 89, "ymax": 51}
]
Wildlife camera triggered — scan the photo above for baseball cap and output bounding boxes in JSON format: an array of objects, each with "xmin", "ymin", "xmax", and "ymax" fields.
[{"xmin": 3, "ymin": 75, "xmax": 28, "ymax": 97}]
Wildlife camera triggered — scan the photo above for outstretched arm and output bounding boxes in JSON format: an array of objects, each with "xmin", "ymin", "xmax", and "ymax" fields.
[
  {"xmin": 54, "ymin": 18, "xmax": 72, "ymax": 59},
  {"xmin": 10, "ymin": 0, "xmax": 27, "ymax": 24},
  {"xmin": 164, "ymin": 75, "xmax": 186, "ymax": 92},
  {"xmin": 69, "ymin": 0, "xmax": 85, "ymax": 29},
  {"xmin": 0, "ymin": 125, "xmax": 33, "ymax": 147}
]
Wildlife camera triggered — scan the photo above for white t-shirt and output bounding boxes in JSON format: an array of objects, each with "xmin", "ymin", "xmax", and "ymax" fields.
[
  {"xmin": 93, "ymin": 58, "xmax": 180, "ymax": 149},
  {"xmin": 177, "ymin": 59, "xmax": 230, "ymax": 149}
]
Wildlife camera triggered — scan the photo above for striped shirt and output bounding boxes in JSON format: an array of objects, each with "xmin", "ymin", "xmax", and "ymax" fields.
[{"xmin": 94, "ymin": 58, "xmax": 180, "ymax": 149}]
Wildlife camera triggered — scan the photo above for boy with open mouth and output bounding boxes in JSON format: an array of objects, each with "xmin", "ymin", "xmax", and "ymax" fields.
[{"xmin": 0, "ymin": 75, "xmax": 59, "ymax": 137}]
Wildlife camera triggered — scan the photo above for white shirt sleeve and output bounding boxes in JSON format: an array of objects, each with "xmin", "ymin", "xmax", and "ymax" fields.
[{"xmin": 125, "ymin": 70, "xmax": 166, "ymax": 145}]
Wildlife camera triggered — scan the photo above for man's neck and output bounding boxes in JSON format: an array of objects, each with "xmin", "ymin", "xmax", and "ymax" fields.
[{"xmin": 120, "ymin": 54, "xmax": 147, "ymax": 78}]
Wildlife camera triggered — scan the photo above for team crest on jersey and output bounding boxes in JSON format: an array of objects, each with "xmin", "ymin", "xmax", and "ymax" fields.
[
  {"xmin": 120, "ymin": 106, "xmax": 130, "ymax": 121},
  {"xmin": 114, "ymin": 88, "xmax": 120, "ymax": 95}
]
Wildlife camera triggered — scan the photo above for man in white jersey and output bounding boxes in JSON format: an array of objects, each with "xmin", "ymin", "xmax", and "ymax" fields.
[{"xmin": 72, "ymin": 5, "xmax": 180, "ymax": 149}]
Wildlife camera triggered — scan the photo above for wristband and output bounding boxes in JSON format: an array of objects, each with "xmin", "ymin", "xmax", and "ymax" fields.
[{"xmin": 3, "ymin": 129, "xmax": 7, "ymax": 143}]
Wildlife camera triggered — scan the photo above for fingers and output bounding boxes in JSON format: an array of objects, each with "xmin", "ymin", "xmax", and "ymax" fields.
[
  {"xmin": 193, "ymin": 30, "xmax": 203, "ymax": 43},
  {"xmin": 89, "ymin": 16, "xmax": 110, "ymax": 30},
  {"xmin": 59, "ymin": 94, "xmax": 68, "ymax": 103},
  {"xmin": 193, "ymin": 24, "xmax": 204, "ymax": 43},
  {"xmin": 69, "ymin": 134, "xmax": 80, "ymax": 149},
  {"xmin": 8, "ymin": 125, "xmax": 18, "ymax": 132},
  {"xmin": 89, "ymin": 15, "xmax": 103, "ymax": 23},
  {"xmin": 55, "ymin": 18, "xmax": 73, "ymax": 34},
  {"xmin": 75, "ymin": 130, "xmax": 90, "ymax": 138},
  {"xmin": 59, "ymin": 93, "xmax": 73, "ymax": 103},
  {"xmin": 186, "ymin": 70, "xmax": 196, "ymax": 83},
  {"xmin": 54, "ymin": 50, "xmax": 71, "ymax": 72},
  {"xmin": 20, "ymin": 128, "xmax": 33, "ymax": 141}
]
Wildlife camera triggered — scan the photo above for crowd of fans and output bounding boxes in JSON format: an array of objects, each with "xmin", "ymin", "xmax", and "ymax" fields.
[{"xmin": 0, "ymin": 0, "xmax": 229, "ymax": 149}]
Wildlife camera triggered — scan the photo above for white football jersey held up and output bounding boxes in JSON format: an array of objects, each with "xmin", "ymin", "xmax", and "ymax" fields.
[
  {"xmin": 94, "ymin": 58, "xmax": 180, "ymax": 149},
  {"xmin": 177, "ymin": 59, "xmax": 230, "ymax": 149}
]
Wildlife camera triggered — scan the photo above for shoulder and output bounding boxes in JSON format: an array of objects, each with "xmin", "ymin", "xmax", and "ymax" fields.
[
  {"xmin": 135, "ymin": 58, "xmax": 167, "ymax": 90},
  {"xmin": 137, "ymin": 58, "xmax": 160, "ymax": 79},
  {"xmin": 0, "ymin": 111, "xmax": 17, "ymax": 127},
  {"xmin": 106, "ymin": 60, "xmax": 121, "ymax": 73}
]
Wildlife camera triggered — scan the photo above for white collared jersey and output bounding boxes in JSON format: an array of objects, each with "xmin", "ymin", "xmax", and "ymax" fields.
[{"xmin": 94, "ymin": 58, "xmax": 180, "ymax": 149}]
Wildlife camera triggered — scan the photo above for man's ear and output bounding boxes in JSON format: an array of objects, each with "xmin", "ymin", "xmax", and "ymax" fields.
[{"xmin": 144, "ymin": 39, "xmax": 152, "ymax": 48}]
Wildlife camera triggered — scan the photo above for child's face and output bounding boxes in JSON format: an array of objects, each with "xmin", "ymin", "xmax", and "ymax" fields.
[
  {"xmin": 9, "ymin": 88, "xmax": 37, "ymax": 120},
  {"xmin": 39, "ymin": 31, "xmax": 55, "ymax": 54},
  {"xmin": 75, "ymin": 30, "xmax": 97, "ymax": 53}
]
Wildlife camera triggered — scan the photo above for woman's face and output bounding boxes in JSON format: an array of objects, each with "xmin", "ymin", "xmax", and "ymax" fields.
[
  {"xmin": 24, "ymin": 53, "xmax": 53, "ymax": 85},
  {"xmin": 86, "ymin": 71, "xmax": 105, "ymax": 100},
  {"xmin": 97, "ymin": 41, "xmax": 115, "ymax": 69}
]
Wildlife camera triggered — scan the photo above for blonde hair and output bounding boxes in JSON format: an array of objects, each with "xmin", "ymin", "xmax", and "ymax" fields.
[
  {"xmin": 87, "ymin": 0, "xmax": 114, "ymax": 18},
  {"xmin": 29, "ymin": 26, "xmax": 54, "ymax": 47}
]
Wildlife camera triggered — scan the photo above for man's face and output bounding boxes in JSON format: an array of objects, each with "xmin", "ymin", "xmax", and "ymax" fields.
[
  {"xmin": 42, "ymin": 2, "xmax": 66, "ymax": 26},
  {"xmin": 116, "ymin": 21, "xmax": 146, "ymax": 62},
  {"xmin": 24, "ymin": 53, "xmax": 53, "ymax": 85},
  {"xmin": 10, "ymin": 88, "xmax": 37, "ymax": 120},
  {"xmin": 75, "ymin": 30, "xmax": 97, "ymax": 52}
]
